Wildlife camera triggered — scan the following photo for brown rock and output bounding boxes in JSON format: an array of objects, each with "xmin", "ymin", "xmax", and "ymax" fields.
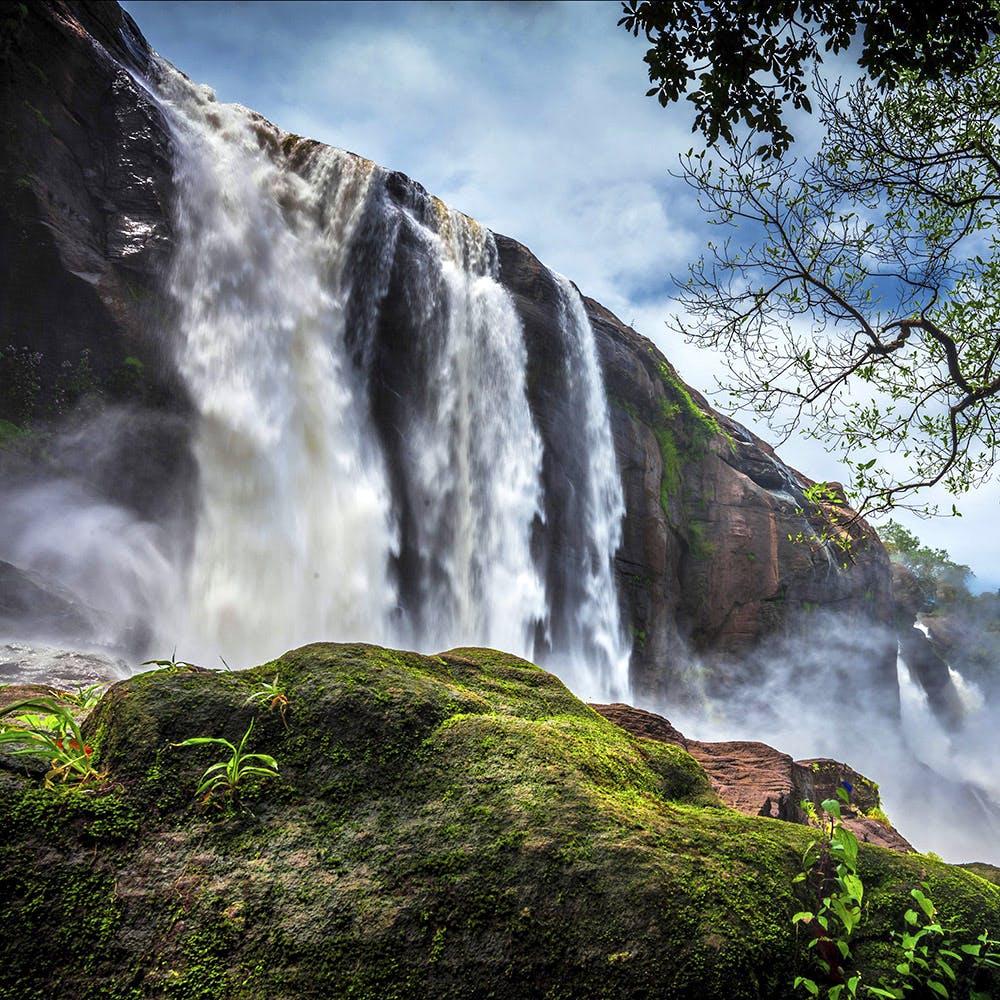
[{"xmin": 592, "ymin": 702, "xmax": 913, "ymax": 852}]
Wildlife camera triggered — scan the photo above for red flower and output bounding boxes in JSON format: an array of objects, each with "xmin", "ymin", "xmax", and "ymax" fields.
[{"xmin": 84, "ymin": 746, "xmax": 93, "ymax": 756}]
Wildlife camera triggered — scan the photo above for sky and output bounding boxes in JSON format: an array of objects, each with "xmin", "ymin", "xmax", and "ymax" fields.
[{"xmin": 120, "ymin": 0, "xmax": 1000, "ymax": 589}]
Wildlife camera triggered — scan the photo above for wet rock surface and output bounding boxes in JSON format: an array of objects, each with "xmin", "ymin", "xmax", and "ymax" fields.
[{"xmin": 0, "ymin": 640, "xmax": 126, "ymax": 690}]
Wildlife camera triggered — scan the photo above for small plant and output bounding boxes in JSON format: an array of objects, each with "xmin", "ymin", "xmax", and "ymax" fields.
[
  {"xmin": 792, "ymin": 782, "xmax": 1000, "ymax": 998},
  {"xmin": 793, "ymin": 782, "xmax": 863, "ymax": 998},
  {"xmin": 52, "ymin": 683, "xmax": 106, "ymax": 711},
  {"xmin": 142, "ymin": 652, "xmax": 204, "ymax": 672},
  {"xmin": 244, "ymin": 674, "xmax": 290, "ymax": 728},
  {"xmin": 173, "ymin": 719, "xmax": 279, "ymax": 811},
  {"xmin": 0, "ymin": 695, "xmax": 104, "ymax": 788},
  {"xmin": 866, "ymin": 886, "xmax": 1000, "ymax": 1000}
]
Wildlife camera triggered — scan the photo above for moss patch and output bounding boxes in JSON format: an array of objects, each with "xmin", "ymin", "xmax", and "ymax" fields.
[{"xmin": 0, "ymin": 642, "xmax": 998, "ymax": 998}]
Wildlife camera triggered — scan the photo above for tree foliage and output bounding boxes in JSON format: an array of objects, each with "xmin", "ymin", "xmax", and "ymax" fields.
[
  {"xmin": 880, "ymin": 520, "xmax": 972, "ymax": 608},
  {"xmin": 671, "ymin": 34, "xmax": 1000, "ymax": 515},
  {"xmin": 619, "ymin": 0, "xmax": 999, "ymax": 157}
]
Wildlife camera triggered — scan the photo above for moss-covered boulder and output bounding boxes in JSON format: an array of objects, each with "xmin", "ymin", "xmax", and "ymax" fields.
[{"xmin": 0, "ymin": 642, "xmax": 997, "ymax": 999}]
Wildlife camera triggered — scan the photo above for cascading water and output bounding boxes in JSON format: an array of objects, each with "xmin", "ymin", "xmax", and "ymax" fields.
[
  {"xmin": 541, "ymin": 274, "xmax": 631, "ymax": 697},
  {"xmin": 157, "ymin": 66, "xmax": 399, "ymax": 667},
  {"xmin": 148, "ymin": 63, "xmax": 630, "ymax": 698}
]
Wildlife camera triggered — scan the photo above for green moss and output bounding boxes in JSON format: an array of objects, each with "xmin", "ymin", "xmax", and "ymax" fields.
[
  {"xmin": 0, "ymin": 418, "xmax": 27, "ymax": 447},
  {"xmin": 864, "ymin": 804, "xmax": 892, "ymax": 828},
  {"xmin": 2, "ymin": 642, "xmax": 999, "ymax": 998},
  {"xmin": 654, "ymin": 417, "xmax": 683, "ymax": 508},
  {"xmin": 646, "ymin": 355, "xmax": 732, "ymax": 527},
  {"xmin": 279, "ymin": 132, "xmax": 302, "ymax": 156},
  {"xmin": 686, "ymin": 518, "xmax": 715, "ymax": 560},
  {"xmin": 630, "ymin": 625, "xmax": 647, "ymax": 651},
  {"xmin": 609, "ymin": 396, "xmax": 638, "ymax": 420}
]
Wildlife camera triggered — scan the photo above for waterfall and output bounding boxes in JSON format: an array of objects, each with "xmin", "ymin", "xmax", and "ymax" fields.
[
  {"xmin": 156, "ymin": 67, "xmax": 399, "ymax": 667},
  {"xmin": 541, "ymin": 274, "xmax": 631, "ymax": 698},
  {"xmin": 147, "ymin": 63, "xmax": 630, "ymax": 698}
]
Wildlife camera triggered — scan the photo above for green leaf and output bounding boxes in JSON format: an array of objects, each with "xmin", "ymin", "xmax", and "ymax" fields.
[
  {"xmin": 911, "ymin": 888, "xmax": 935, "ymax": 920},
  {"xmin": 822, "ymin": 798, "xmax": 842, "ymax": 819},
  {"xmin": 842, "ymin": 873, "xmax": 864, "ymax": 902},
  {"xmin": 239, "ymin": 752, "xmax": 279, "ymax": 769},
  {"xmin": 173, "ymin": 736, "xmax": 235, "ymax": 750}
]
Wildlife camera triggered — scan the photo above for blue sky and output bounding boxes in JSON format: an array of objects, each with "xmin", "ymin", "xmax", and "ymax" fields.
[{"xmin": 120, "ymin": 0, "xmax": 1000, "ymax": 589}]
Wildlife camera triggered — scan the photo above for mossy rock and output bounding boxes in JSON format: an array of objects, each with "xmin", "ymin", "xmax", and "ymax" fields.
[{"xmin": 0, "ymin": 642, "xmax": 998, "ymax": 999}]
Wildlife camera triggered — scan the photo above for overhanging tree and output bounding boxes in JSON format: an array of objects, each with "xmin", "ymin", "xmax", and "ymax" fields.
[
  {"xmin": 620, "ymin": 0, "xmax": 1000, "ymax": 157},
  {"xmin": 671, "ymin": 41, "xmax": 1000, "ymax": 515}
]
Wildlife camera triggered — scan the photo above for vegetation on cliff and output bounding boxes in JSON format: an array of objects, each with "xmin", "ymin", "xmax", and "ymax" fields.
[{"xmin": 1, "ymin": 643, "xmax": 997, "ymax": 999}]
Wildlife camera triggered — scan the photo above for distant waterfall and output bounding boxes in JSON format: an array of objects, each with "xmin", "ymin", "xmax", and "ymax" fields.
[{"xmin": 151, "ymin": 62, "xmax": 629, "ymax": 698}]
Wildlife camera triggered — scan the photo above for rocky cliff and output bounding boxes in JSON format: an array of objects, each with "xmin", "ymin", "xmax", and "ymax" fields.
[{"xmin": 0, "ymin": 1, "xmax": 896, "ymax": 698}]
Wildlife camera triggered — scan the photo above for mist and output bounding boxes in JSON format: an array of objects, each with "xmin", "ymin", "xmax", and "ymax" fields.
[{"xmin": 647, "ymin": 610, "xmax": 1000, "ymax": 865}]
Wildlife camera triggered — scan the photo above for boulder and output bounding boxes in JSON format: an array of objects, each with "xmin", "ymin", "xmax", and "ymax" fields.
[
  {"xmin": 2, "ymin": 642, "xmax": 996, "ymax": 998},
  {"xmin": 592, "ymin": 702, "xmax": 913, "ymax": 853}
]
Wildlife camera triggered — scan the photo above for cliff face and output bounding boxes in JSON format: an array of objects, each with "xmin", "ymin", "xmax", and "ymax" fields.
[
  {"xmin": 0, "ymin": 1, "xmax": 179, "ymax": 397},
  {"xmin": 0, "ymin": 1, "xmax": 896, "ymax": 697},
  {"xmin": 497, "ymin": 240, "xmax": 896, "ymax": 698}
]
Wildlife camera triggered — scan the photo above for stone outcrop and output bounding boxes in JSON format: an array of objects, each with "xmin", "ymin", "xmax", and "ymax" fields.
[
  {"xmin": 0, "ymin": 641, "xmax": 124, "ymax": 693},
  {"xmin": 592, "ymin": 702, "xmax": 913, "ymax": 853},
  {"xmin": 0, "ymin": 0, "xmax": 181, "ymax": 401},
  {"xmin": 0, "ymin": 1, "xmax": 896, "ymax": 698},
  {"xmin": 2, "ymin": 642, "xmax": 996, "ymax": 998}
]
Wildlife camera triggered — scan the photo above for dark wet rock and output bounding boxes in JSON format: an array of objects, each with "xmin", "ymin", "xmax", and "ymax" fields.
[
  {"xmin": 891, "ymin": 563, "xmax": 926, "ymax": 621},
  {"xmin": 0, "ymin": 1, "xmax": 183, "ymax": 402},
  {"xmin": 0, "ymin": 560, "xmax": 93, "ymax": 639},
  {"xmin": 0, "ymin": 640, "xmax": 125, "ymax": 689}
]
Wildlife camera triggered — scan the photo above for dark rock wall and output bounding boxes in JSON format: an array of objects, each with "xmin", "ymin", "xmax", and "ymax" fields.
[
  {"xmin": 0, "ymin": 1, "xmax": 180, "ymax": 396},
  {"xmin": 0, "ymin": 0, "xmax": 195, "ymax": 536},
  {"xmin": 0, "ymin": 1, "xmax": 897, "ymax": 699}
]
